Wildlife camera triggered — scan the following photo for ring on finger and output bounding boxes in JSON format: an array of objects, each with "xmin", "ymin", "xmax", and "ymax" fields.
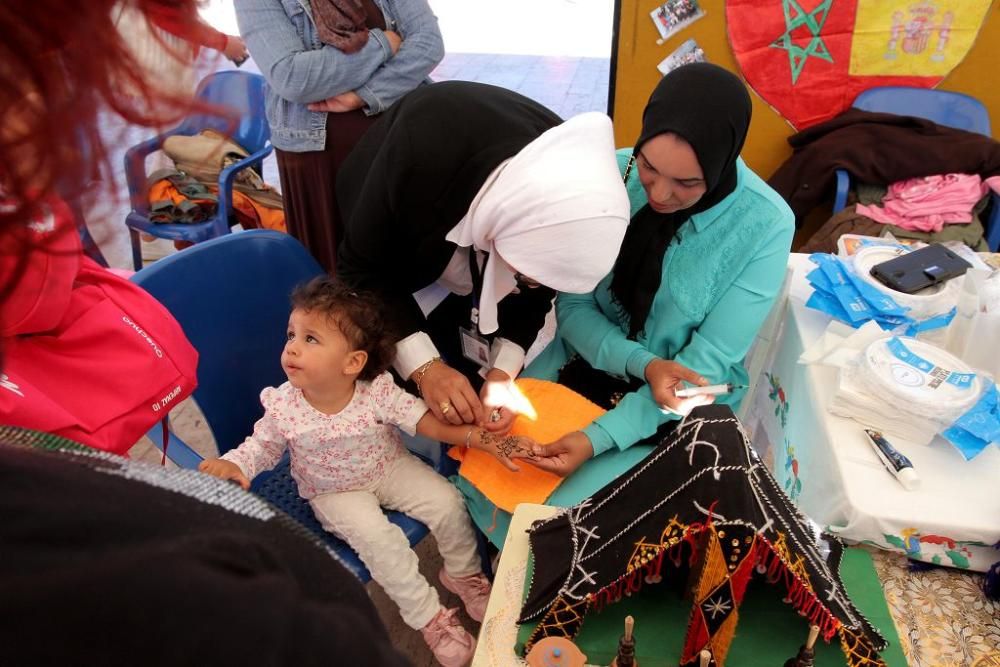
[{"xmin": 440, "ymin": 401, "xmax": 452, "ymax": 415}]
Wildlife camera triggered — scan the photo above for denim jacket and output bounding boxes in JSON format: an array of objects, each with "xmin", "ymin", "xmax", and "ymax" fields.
[{"xmin": 235, "ymin": 0, "xmax": 444, "ymax": 152}]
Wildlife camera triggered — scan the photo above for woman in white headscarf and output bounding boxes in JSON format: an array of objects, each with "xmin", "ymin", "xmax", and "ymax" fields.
[{"xmin": 336, "ymin": 81, "xmax": 629, "ymax": 440}]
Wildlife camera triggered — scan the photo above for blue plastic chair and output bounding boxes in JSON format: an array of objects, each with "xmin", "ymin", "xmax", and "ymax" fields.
[
  {"xmin": 130, "ymin": 230, "xmax": 441, "ymax": 582},
  {"xmin": 832, "ymin": 86, "xmax": 1000, "ymax": 251},
  {"xmin": 124, "ymin": 71, "xmax": 273, "ymax": 270}
]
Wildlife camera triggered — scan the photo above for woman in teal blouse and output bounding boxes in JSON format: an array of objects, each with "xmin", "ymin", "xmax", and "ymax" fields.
[{"xmin": 455, "ymin": 64, "xmax": 794, "ymax": 546}]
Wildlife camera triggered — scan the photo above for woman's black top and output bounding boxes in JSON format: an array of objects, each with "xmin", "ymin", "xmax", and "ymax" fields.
[{"xmin": 336, "ymin": 81, "xmax": 561, "ymax": 349}]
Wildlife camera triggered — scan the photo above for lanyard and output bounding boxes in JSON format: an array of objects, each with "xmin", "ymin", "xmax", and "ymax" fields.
[{"xmin": 467, "ymin": 246, "xmax": 484, "ymax": 326}]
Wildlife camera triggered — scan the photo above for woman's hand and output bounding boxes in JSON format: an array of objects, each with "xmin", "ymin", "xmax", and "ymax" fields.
[
  {"xmin": 644, "ymin": 358, "xmax": 714, "ymax": 416},
  {"xmin": 384, "ymin": 30, "xmax": 403, "ymax": 55},
  {"xmin": 479, "ymin": 369, "xmax": 519, "ymax": 433},
  {"xmin": 198, "ymin": 458, "xmax": 250, "ymax": 490},
  {"xmin": 529, "ymin": 431, "xmax": 594, "ymax": 477},
  {"xmin": 306, "ymin": 91, "xmax": 364, "ymax": 113},
  {"xmin": 473, "ymin": 429, "xmax": 537, "ymax": 472},
  {"xmin": 418, "ymin": 360, "xmax": 484, "ymax": 426}
]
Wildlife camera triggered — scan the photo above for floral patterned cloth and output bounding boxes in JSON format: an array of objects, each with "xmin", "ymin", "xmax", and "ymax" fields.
[
  {"xmin": 746, "ymin": 254, "xmax": 1000, "ymax": 573},
  {"xmin": 871, "ymin": 548, "xmax": 1000, "ymax": 666}
]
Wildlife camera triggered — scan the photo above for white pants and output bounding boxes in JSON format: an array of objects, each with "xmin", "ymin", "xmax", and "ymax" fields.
[{"xmin": 310, "ymin": 452, "xmax": 481, "ymax": 630}]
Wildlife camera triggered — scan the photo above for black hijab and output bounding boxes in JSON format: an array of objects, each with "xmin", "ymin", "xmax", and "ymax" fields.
[{"xmin": 609, "ymin": 63, "xmax": 752, "ymax": 338}]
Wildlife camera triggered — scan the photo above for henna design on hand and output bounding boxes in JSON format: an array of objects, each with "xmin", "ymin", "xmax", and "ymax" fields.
[{"xmin": 479, "ymin": 430, "xmax": 536, "ymax": 459}]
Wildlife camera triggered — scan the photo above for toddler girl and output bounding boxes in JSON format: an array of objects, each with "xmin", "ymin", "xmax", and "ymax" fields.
[{"xmin": 200, "ymin": 277, "xmax": 536, "ymax": 666}]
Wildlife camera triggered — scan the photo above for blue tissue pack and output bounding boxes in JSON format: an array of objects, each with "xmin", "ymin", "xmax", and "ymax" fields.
[{"xmin": 805, "ymin": 253, "xmax": 954, "ymax": 333}]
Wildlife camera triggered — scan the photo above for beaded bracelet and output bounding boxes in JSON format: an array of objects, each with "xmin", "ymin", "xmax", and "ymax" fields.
[{"xmin": 410, "ymin": 357, "xmax": 440, "ymax": 396}]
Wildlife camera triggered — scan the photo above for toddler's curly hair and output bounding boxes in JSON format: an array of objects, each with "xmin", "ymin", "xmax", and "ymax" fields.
[{"xmin": 290, "ymin": 277, "xmax": 395, "ymax": 382}]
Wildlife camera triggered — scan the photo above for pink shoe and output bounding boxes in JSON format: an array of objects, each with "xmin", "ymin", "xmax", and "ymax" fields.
[
  {"xmin": 420, "ymin": 607, "xmax": 476, "ymax": 667},
  {"xmin": 439, "ymin": 569, "xmax": 492, "ymax": 622}
]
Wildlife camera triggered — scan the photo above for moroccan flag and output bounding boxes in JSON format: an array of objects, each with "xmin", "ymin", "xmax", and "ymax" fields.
[{"xmin": 727, "ymin": 0, "xmax": 992, "ymax": 128}]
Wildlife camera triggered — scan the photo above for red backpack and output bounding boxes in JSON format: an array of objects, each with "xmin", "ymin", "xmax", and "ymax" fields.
[{"xmin": 0, "ymin": 197, "xmax": 198, "ymax": 455}]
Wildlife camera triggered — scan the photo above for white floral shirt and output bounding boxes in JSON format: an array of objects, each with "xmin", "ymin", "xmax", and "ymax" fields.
[{"xmin": 221, "ymin": 372, "xmax": 428, "ymax": 498}]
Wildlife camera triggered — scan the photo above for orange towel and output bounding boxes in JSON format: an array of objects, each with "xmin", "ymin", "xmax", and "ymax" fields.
[{"xmin": 449, "ymin": 378, "xmax": 605, "ymax": 512}]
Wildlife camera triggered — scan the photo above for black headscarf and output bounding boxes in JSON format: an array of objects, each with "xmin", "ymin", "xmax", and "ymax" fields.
[{"xmin": 609, "ymin": 63, "xmax": 752, "ymax": 338}]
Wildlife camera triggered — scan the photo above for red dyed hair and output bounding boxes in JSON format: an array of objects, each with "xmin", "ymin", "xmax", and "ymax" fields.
[{"xmin": 0, "ymin": 0, "xmax": 208, "ymax": 235}]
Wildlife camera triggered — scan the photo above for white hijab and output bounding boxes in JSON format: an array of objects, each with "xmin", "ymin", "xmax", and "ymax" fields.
[{"xmin": 445, "ymin": 111, "xmax": 629, "ymax": 334}]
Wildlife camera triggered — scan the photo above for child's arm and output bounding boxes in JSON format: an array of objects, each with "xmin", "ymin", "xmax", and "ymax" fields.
[
  {"xmin": 371, "ymin": 372, "xmax": 536, "ymax": 471},
  {"xmin": 415, "ymin": 412, "xmax": 537, "ymax": 472},
  {"xmin": 199, "ymin": 430, "xmax": 284, "ymax": 488},
  {"xmin": 199, "ymin": 398, "xmax": 288, "ymax": 487}
]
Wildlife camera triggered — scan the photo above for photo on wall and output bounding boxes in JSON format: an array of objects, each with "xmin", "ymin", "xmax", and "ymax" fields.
[
  {"xmin": 650, "ymin": 0, "xmax": 705, "ymax": 45},
  {"xmin": 657, "ymin": 38, "xmax": 706, "ymax": 75}
]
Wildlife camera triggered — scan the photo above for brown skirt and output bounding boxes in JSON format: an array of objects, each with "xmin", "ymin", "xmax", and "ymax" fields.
[{"xmin": 275, "ymin": 110, "xmax": 380, "ymax": 273}]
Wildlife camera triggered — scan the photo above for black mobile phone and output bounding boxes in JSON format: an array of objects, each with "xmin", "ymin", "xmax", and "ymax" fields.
[{"xmin": 869, "ymin": 243, "xmax": 972, "ymax": 294}]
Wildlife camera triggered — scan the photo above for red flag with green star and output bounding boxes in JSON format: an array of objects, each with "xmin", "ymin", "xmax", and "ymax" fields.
[{"xmin": 726, "ymin": 0, "xmax": 992, "ymax": 128}]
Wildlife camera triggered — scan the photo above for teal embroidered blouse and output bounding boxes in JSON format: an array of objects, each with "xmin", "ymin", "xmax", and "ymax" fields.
[{"xmin": 524, "ymin": 148, "xmax": 794, "ymax": 454}]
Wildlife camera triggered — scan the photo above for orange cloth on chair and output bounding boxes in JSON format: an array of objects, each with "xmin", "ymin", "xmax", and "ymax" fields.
[
  {"xmin": 148, "ymin": 179, "xmax": 286, "ymax": 232},
  {"xmin": 448, "ymin": 378, "xmax": 605, "ymax": 512}
]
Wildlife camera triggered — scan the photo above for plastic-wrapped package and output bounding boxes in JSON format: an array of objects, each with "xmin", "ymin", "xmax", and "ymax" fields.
[{"xmin": 946, "ymin": 268, "xmax": 1000, "ymax": 379}]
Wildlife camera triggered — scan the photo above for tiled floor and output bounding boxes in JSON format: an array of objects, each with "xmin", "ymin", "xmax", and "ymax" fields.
[{"xmin": 433, "ymin": 53, "xmax": 611, "ymax": 119}]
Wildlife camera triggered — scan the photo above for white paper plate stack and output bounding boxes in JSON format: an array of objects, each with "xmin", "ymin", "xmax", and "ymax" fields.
[{"xmin": 830, "ymin": 336, "xmax": 981, "ymax": 445}]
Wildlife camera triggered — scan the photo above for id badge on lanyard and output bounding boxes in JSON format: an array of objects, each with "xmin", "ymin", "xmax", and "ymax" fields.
[{"xmin": 460, "ymin": 247, "xmax": 491, "ymax": 369}]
